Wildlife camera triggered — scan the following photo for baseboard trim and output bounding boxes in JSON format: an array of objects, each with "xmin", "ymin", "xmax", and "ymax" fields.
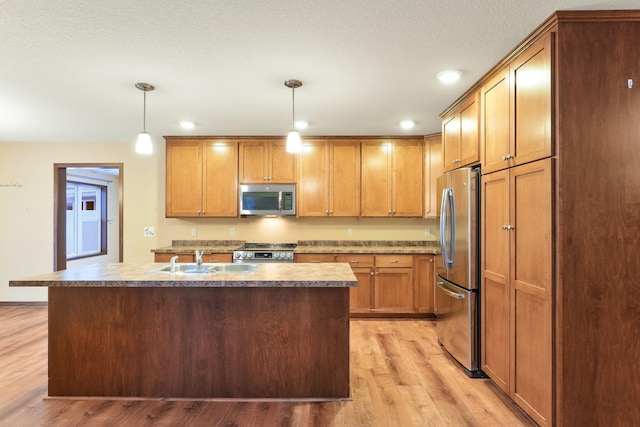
[{"xmin": 0, "ymin": 301, "xmax": 48, "ymax": 307}]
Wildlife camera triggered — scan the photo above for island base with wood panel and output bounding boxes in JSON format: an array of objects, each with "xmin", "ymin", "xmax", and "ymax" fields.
[{"xmin": 10, "ymin": 262, "xmax": 356, "ymax": 400}]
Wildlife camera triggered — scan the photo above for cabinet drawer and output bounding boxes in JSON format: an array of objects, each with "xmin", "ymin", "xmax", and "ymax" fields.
[
  {"xmin": 374, "ymin": 255, "xmax": 413, "ymax": 268},
  {"xmin": 295, "ymin": 254, "xmax": 336, "ymax": 263},
  {"xmin": 154, "ymin": 253, "xmax": 195, "ymax": 263},
  {"xmin": 335, "ymin": 254, "xmax": 375, "ymax": 268},
  {"xmin": 202, "ymin": 253, "xmax": 233, "ymax": 263}
]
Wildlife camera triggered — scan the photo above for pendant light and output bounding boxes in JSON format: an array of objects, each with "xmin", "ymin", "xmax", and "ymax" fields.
[
  {"xmin": 284, "ymin": 79, "xmax": 303, "ymax": 153},
  {"xmin": 135, "ymin": 82, "xmax": 155, "ymax": 155}
]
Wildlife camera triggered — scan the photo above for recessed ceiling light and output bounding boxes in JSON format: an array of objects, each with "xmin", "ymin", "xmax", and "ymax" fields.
[
  {"xmin": 399, "ymin": 120, "xmax": 415, "ymax": 129},
  {"xmin": 437, "ymin": 69, "xmax": 462, "ymax": 84},
  {"xmin": 294, "ymin": 120, "xmax": 308, "ymax": 130},
  {"xmin": 179, "ymin": 121, "xmax": 195, "ymax": 130}
]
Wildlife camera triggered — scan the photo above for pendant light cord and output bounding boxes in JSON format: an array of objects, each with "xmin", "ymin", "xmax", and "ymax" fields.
[
  {"xmin": 291, "ymin": 86, "xmax": 295, "ymax": 128},
  {"xmin": 142, "ymin": 90, "xmax": 147, "ymax": 132}
]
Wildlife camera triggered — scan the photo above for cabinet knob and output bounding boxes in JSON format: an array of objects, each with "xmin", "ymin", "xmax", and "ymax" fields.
[
  {"xmin": 350, "ymin": 260, "xmax": 360, "ymax": 264},
  {"xmin": 502, "ymin": 153, "xmax": 514, "ymax": 161},
  {"xmin": 502, "ymin": 225, "xmax": 515, "ymax": 230}
]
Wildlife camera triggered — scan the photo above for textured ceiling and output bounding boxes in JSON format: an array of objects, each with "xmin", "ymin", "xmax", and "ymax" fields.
[{"xmin": 0, "ymin": 0, "xmax": 638, "ymax": 144}]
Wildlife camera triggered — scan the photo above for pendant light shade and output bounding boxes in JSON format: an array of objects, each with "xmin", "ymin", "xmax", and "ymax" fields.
[
  {"xmin": 135, "ymin": 82, "xmax": 155, "ymax": 155},
  {"xmin": 135, "ymin": 131, "xmax": 153, "ymax": 154},
  {"xmin": 284, "ymin": 79, "xmax": 303, "ymax": 153},
  {"xmin": 286, "ymin": 130, "xmax": 302, "ymax": 153}
]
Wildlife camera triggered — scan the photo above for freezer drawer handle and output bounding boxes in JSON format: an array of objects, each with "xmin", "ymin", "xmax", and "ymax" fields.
[{"xmin": 437, "ymin": 281, "xmax": 466, "ymax": 299}]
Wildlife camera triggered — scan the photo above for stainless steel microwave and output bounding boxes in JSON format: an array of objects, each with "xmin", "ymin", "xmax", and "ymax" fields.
[{"xmin": 239, "ymin": 184, "xmax": 296, "ymax": 216}]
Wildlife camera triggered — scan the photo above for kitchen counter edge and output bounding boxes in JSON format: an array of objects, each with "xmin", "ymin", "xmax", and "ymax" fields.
[{"xmin": 10, "ymin": 263, "xmax": 358, "ymax": 288}]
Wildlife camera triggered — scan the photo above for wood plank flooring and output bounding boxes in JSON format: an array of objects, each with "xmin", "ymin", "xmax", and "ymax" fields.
[{"xmin": 0, "ymin": 306, "xmax": 534, "ymax": 426}]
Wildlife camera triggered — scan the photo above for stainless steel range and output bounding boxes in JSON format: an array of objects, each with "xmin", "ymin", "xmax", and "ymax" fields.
[{"xmin": 233, "ymin": 243, "xmax": 297, "ymax": 263}]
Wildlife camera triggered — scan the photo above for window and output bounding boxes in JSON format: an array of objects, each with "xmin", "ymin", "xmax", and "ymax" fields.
[{"xmin": 66, "ymin": 181, "xmax": 107, "ymax": 260}]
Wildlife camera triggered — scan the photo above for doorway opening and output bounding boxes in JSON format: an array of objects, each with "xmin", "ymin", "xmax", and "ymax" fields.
[{"xmin": 54, "ymin": 163, "xmax": 123, "ymax": 271}]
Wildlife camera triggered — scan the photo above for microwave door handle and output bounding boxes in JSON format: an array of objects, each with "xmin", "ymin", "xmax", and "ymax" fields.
[{"xmin": 278, "ymin": 192, "xmax": 282, "ymax": 211}]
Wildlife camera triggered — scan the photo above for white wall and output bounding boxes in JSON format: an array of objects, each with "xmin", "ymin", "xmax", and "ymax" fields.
[
  {"xmin": 0, "ymin": 140, "xmax": 164, "ymax": 302},
  {"xmin": 0, "ymin": 140, "xmax": 437, "ymax": 302}
]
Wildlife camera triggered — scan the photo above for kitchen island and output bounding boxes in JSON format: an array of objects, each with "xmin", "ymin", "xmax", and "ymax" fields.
[{"xmin": 10, "ymin": 263, "xmax": 357, "ymax": 400}]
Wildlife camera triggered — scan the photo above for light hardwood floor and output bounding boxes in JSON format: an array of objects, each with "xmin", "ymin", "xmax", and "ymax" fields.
[{"xmin": 0, "ymin": 306, "xmax": 534, "ymax": 426}]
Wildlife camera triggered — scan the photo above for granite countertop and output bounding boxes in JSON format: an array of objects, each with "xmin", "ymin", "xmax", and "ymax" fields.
[
  {"xmin": 9, "ymin": 262, "xmax": 357, "ymax": 288},
  {"xmin": 152, "ymin": 240, "xmax": 245, "ymax": 254},
  {"xmin": 295, "ymin": 240, "xmax": 441, "ymax": 255},
  {"xmin": 152, "ymin": 240, "xmax": 441, "ymax": 255}
]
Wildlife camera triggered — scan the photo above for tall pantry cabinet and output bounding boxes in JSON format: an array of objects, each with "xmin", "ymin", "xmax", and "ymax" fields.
[
  {"xmin": 481, "ymin": 31, "xmax": 553, "ymax": 425},
  {"xmin": 446, "ymin": 11, "xmax": 640, "ymax": 427}
]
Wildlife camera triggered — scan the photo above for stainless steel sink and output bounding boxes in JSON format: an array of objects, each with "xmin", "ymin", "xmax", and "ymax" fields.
[
  {"xmin": 208, "ymin": 263, "xmax": 260, "ymax": 273},
  {"xmin": 147, "ymin": 263, "xmax": 260, "ymax": 274}
]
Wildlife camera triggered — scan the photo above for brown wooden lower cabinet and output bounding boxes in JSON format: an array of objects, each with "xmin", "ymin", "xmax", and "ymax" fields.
[
  {"xmin": 414, "ymin": 255, "xmax": 435, "ymax": 314},
  {"xmin": 296, "ymin": 253, "xmax": 434, "ymax": 316}
]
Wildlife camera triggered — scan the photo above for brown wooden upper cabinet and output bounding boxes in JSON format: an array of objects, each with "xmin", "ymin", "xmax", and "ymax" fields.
[
  {"xmin": 481, "ymin": 33, "xmax": 552, "ymax": 174},
  {"xmin": 297, "ymin": 139, "xmax": 361, "ymax": 217},
  {"xmin": 424, "ymin": 134, "xmax": 442, "ymax": 218},
  {"xmin": 239, "ymin": 139, "xmax": 297, "ymax": 183},
  {"xmin": 361, "ymin": 139, "xmax": 423, "ymax": 217},
  {"xmin": 166, "ymin": 138, "xmax": 238, "ymax": 217},
  {"xmin": 442, "ymin": 91, "xmax": 480, "ymax": 171}
]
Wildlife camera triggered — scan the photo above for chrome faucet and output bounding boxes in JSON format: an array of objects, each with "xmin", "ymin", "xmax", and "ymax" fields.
[
  {"xmin": 170, "ymin": 255, "xmax": 179, "ymax": 273},
  {"xmin": 195, "ymin": 250, "xmax": 204, "ymax": 270}
]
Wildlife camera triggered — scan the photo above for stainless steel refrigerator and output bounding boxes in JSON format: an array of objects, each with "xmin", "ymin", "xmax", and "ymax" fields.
[{"xmin": 436, "ymin": 167, "xmax": 481, "ymax": 376}]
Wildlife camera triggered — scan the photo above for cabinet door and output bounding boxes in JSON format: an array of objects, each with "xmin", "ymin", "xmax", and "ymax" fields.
[
  {"xmin": 511, "ymin": 33, "xmax": 552, "ymax": 166},
  {"xmin": 482, "ymin": 67, "xmax": 511, "ymax": 173},
  {"xmin": 361, "ymin": 141, "xmax": 392, "ymax": 216},
  {"xmin": 202, "ymin": 140, "xmax": 238, "ymax": 217},
  {"xmin": 442, "ymin": 113, "xmax": 459, "ymax": 171},
  {"xmin": 414, "ymin": 255, "xmax": 435, "ymax": 314},
  {"xmin": 424, "ymin": 134, "xmax": 442, "ymax": 218},
  {"xmin": 392, "ymin": 140, "xmax": 423, "ymax": 217},
  {"xmin": 239, "ymin": 140, "xmax": 269, "ymax": 183},
  {"xmin": 374, "ymin": 267, "xmax": 414, "ymax": 313},
  {"xmin": 329, "ymin": 140, "xmax": 361, "ymax": 216},
  {"xmin": 458, "ymin": 93, "xmax": 480, "ymax": 167},
  {"xmin": 350, "ymin": 267, "xmax": 374, "ymax": 312},
  {"xmin": 269, "ymin": 140, "xmax": 297, "ymax": 183},
  {"xmin": 481, "ymin": 169, "xmax": 510, "ymax": 392},
  {"xmin": 509, "ymin": 159, "xmax": 552, "ymax": 423},
  {"xmin": 166, "ymin": 140, "xmax": 203, "ymax": 217},
  {"xmin": 298, "ymin": 139, "xmax": 330, "ymax": 216}
]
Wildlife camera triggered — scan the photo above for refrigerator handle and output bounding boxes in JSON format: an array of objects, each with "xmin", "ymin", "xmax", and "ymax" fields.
[
  {"xmin": 437, "ymin": 281, "xmax": 466, "ymax": 299},
  {"xmin": 440, "ymin": 188, "xmax": 455, "ymax": 269}
]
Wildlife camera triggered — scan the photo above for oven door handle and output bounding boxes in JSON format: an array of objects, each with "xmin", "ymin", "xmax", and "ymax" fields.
[{"xmin": 437, "ymin": 281, "xmax": 466, "ymax": 299}]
